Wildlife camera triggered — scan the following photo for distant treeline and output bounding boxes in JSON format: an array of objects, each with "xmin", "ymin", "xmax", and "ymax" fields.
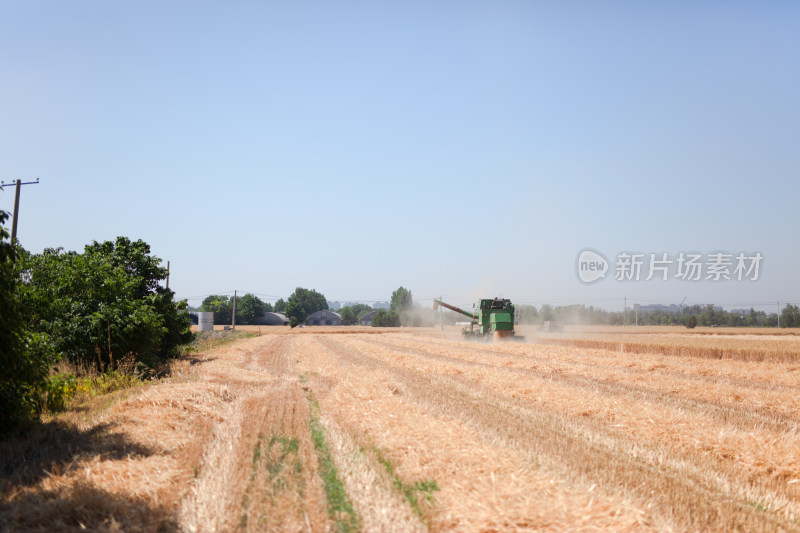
[
  {"xmin": 196, "ymin": 294, "xmax": 284, "ymax": 325},
  {"xmin": 515, "ymin": 303, "xmax": 800, "ymax": 328}
]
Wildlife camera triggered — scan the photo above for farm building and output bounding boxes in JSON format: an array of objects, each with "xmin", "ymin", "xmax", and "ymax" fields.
[
  {"xmin": 359, "ymin": 310, "xmax": 378, "ymax": 326},
  {"xmin": 255, "ymin": 312, "xmax": 289, "ymax": 326},
  {"xmin": 306, "ymin": 310, "xmax": 342, "ymax": 326}
]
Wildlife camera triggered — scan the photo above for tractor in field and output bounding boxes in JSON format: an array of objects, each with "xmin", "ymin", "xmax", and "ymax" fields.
[{"xmin": 433, "ymin": 298, "xmax": 524, "ymax": 341}]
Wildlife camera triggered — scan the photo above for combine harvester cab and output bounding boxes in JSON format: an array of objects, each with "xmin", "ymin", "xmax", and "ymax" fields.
[{"xmin": 433, "ymin": 297, "xmax": 525, "ymax": 342}]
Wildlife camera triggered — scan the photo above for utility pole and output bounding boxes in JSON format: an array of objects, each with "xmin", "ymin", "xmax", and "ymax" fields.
[
  {"xmin": 778, "ymin": 302, "xmax": 780, "ymax": 328},
  {"xmin": 232, "ymin": 290, "xmax": 237, "ymax": 330},
  {"xmin": 1, "ymin": 178, "xmax": 40, "ymax": 245}
]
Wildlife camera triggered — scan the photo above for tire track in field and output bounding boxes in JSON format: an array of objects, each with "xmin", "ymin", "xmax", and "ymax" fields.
[
  {"xmin": 362, "ymin": 337, "xmax": 800, "ymax": 435},
  {"xmin": 240, "ymin": 334, "xmax": 421, "ymax": 532},
  {"xmin": 405, "ymin": 334, "xmax": 800, "ymax": 394},
  {"xmin": 318, "ymin": 335, "xmax": 800, "ymax": 533},
  {"xmin": 357, "ymin": 336, "xmax": 800, "ymax": 520},
  {"xmin": 237, "ymin": 335, "xmax": 295, "ymax": 375},
  {"xmin": 237, "ymin": 382, "xmax": 329, "ymax": 533},
  {"xmin": 385, "ymin": 334, "xmax": 800, "ymax": 428},
  {"xmin": 180, "ymin": 336, "xmax": 331, "ymax": 532},
  {"xmin": 530, "ymin": 336, "xmax": 800, "ymax": 363},
  {"xmin": 303, "ymin": 336, "xmax": 657, "ymax": 532},
  {"xmin": 314, "ymin": 415, "xmax": 427, "ymax": 533}
]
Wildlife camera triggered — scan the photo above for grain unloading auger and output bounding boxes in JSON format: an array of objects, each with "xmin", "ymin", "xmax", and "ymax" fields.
[{"xmin": 433, "ymin": 298, "xmax": 524, "ymax": 341}]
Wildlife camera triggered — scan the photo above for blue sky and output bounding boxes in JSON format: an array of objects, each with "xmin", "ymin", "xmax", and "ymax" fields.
[{"xmin": 1, "ymin": 1, "xmax": 798, "ymax": 311}]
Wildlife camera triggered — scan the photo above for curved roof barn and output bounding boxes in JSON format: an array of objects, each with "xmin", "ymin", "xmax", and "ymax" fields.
[
  {"xmin": 257, "ymin": 312, "xmax": 289, "ymax": 326},
  {"xmin": 359, "ymin": 310, "xmax": 378, "ymax": 325},
  {"xmin": 306, "ymin": 310, "xmax": 342, "ymax": 326}
]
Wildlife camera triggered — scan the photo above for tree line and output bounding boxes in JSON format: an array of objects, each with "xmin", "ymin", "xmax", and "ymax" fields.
[
  {"xmin": 515, "ymin": 303, "xmax": 799, "ymax": 328},
  {"xmin": 195, "ymin": 286, "xmax": 417, "ymax": 328},
  {"xmin": 198, "ymin": 293, "xmax": 278, "ymax": 325}
]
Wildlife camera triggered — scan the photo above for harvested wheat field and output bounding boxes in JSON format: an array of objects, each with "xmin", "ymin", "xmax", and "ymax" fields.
[{"xmin": 2, "ymin": 326, "xmax": 800, "ymax": 532}]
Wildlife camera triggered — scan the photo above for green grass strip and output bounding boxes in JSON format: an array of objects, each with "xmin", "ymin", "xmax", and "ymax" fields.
[
  {"xmin": 307, "ymin": 395, "xmax": 359, "ymax": 533},
  {"xmin": 372, "ymin": 446, "xmax": 439, "ymax": 518}
]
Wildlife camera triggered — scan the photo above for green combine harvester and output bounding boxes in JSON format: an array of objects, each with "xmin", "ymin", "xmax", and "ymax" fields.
[{"xmin": 433, "ymin": 297, "xmax": 524, "ymax": 341}]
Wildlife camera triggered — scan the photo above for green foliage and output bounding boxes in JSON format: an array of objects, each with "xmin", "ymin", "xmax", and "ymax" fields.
[
  {"xmin": 685, "ymin": 316, "xmax": 698, "ymax": 329},
  {"xmin": 1, "ymin": 211, "xmax": 51, "ymax": 430},
  {"xmin": 781, "ymin": 304, "xmax": 800, "ymax": 328},
  {"xmin": 349, "ymin": 303, "xmax": 373, "ymax": 321},
  {"xmin": 307, "ymin": 394, "xmax": 359, "ymax": 532},
  {"xmin": 697, "ymin": 304, "xmax": 721, "ymax": 326},
  {"xmin": 748, "ymin": 308, "xmax": 759, "ymax": 327},
  {"xmin": 390, "ymin": 287, "xmax": 413, "ymax": 317},
  {"xmin": 17, "ymin": 237, "xmax": 192, "ymax": 373},
  {"xmin": 2, "ymin": 231, "xmax": 191, "ymax": 430},
  {"xmin": 372, "ymin": 445, "xmax": 439, "ymax": 517},
  {"xmin": 273, "ymin": 298, "xmax": 286, "ymax": 313},
  {"xmin": 510, "ymin": 302, "xmax": 782, "ymax": 328},
  {"xmin": 236, "ymin": 293, "xmax": 267, "ymax": 325},
  {"xmin": 83, "ymin": 238, "xmax": 165, "ymax": 297},
  {"xmin": 285, "ymin": 287, "xmax": 327, "ymax": 328},
  {"xmin": 339, "ymin": 307, "xmax": 355, "ymax": 325},
  {"xmin": 45, "ymin": 373, "xmax": 77, "ymax": 412},
  {"xmin": 71, "ymin": 369, "xmax": 144, "ymax": 399},
  {"xmin": 201, "ymin": 295, "xmax": 232, "ymax": 325},
  {"xmin": 371, "ymin": 310, "xmax": 400, "ymax": 327},
  {"xmin": 201, "ymin": 293, "xmax": 270, "ymax": 325}
]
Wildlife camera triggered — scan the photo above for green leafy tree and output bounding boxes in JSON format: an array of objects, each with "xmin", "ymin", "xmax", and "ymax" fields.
[
  {"xmin": 236, "ymin": 293, "xmax": 267, "ymax": 325},
  {"xmin": 371, "ymin": 310, "xmax": 400, "ymax": 327},
  {"xmin": 339, "ymin": 307, "xmax": 355, "ymax": 325},
  {"xmin": 390, "ymin": 287, "xmax": 413, "ymax": 315},
  {"xmin": 201, "ymin": 295, "xmax": 232, "ymax": 325},
  {"xmin": 285, "ymin": 287, "xmax": 328, "ymax": 328},
  {"xmin": 84, "ymin": 238, "xmax": 165, "ymax": 298},
  {"xmin": 685, "ymin": 315, "xmax": 698, "ymax": 329},
  {"xmin": 1, "ymin": 212, "xmax": 51, "ymax": 430},
  {"xmin": 781, "ymin": 304, "xmax": 800, "ymax": 328},
  {"xmin": 699, "ymin": 304, "xmax": 716, "ymax": 326},
  {"xmin": 390, "ymin": 287, "xmax": 413, "ymax": 326},
  {"xmin": 273, "ymin": 298, "xmax": 286, "ymax": 313},
  {"xmin": 18, "ymin": 237, "xmax": 191, "ymax": 372},
  {"xmin": 350, "ymin": 303, "xmax": 373, "ymax": 320}
]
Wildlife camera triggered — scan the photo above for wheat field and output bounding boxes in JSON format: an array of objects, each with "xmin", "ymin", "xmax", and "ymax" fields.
[{"xmin": 2, "ymin": 326, "xmax": 799, "ymax": 531}]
